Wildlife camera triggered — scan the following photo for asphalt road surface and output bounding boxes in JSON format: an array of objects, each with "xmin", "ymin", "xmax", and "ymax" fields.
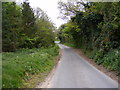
[{"xmin": 37, "ymin": 44, "xmax": 118, "ymax": 88}]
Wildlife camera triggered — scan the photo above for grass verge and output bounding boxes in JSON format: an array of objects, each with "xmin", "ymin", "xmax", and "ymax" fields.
[
  {"xmin": 63, "ymin": 43, "xmax": 76, "ymax": 48},
  {"xmin": 2, "ymin": 45, "xmax": 59, "ymax": 88}
]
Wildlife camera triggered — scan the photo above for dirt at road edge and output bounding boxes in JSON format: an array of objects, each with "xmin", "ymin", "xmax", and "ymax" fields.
[{"xmin": 73, "ymin": 48, "xmax": 119, "ymax": 84}]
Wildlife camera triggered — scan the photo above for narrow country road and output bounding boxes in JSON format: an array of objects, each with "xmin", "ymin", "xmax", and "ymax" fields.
[{"xmin": 37, "ymin": 44, "xmax": 118, "ymax": 88}]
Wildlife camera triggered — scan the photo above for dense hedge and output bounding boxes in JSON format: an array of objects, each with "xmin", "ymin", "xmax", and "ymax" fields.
[{"xmin": 58, "ymin": 2, "xmax": 120, "ymax": 75}]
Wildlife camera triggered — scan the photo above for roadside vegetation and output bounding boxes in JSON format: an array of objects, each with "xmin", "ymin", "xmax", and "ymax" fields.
[
  {"xmin": 57, "ymin": 1, "xmax": 120, "ymax": 75},
  {"xmin": 2, "ymin": 1, "xmax": 59, "ymax": 88},
  {"xmin": 2, "ymin": 45, "xmax": 59, "ymax": 88},
  {"xmin": 2, "ymin": 1, "xmax": 55, "ymax": 52}
]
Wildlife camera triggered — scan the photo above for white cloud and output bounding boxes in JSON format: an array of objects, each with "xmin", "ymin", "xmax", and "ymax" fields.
[
  {"xmin": 17, "ymin": 0, "xmax": 67, "ymax": 28},
  {"xmin": 13, "ymin": 0, "xmax": 68, "ymax": 28}
]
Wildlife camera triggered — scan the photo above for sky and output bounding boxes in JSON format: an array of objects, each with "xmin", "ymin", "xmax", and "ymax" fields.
[{"xmin": 14, "ymin": 0, "xmax": 67, "ymax": 28}]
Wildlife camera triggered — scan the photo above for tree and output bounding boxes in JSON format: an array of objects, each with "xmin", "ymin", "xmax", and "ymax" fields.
[
  {"xmin": 2, "ymin": 1, "xmax": 56, "ymax": 51},
  {"xmin": 35, "ymin": 8, "xmax": 55, "ymax": 47},
  {"xmin": 2, "ymin": 2, "xmax": 22, "ymax": 51},
  {"xmin": 58, "ymin": 1, "xmax": 120, "ymax": 74},
  {"xmin": 58, "ymin": 0, "xmax": 89, "ymax": 19},
  {"xmin": 22, "ymin": 1, "xmax": 36, "ymax": 38}
]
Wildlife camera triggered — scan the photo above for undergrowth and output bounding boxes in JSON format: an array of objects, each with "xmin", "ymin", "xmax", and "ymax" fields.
[{"xmin": 2, "ymin": 45, "xmax": 59, "ymax": 88}]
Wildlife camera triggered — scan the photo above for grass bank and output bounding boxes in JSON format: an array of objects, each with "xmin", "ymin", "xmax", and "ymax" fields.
[
  {"xmin": 63, "ymin": 43, "xmax": 76, "ymax": 48},
  {"xmin": 2, "ymin": 45, "xmax": 59, "ymax": 88}
]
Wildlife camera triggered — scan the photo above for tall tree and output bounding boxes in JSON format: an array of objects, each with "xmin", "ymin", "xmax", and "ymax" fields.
[
  {"xmin": 58, "ymin": 0, "xmax": 88, "ymax": 19},
  {"xmin": 22, "ymin": 1, "xmax": 36, "ymax": 38},
  {"xmin": 58, "ymin": 1, "xmax": 120, "ymax": 74},
  {"xmin": 35, "ymin": 8, "xmax": 55, "ymax": 47},
  {"xmin": 2, "ymin": 2, "xmax": 22, "ymax": 51}
]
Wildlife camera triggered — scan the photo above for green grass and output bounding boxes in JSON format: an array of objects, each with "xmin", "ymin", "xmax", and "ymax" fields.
[
  {"xmin": 63, "ymin": 43, "xmax": 76, "ymax": 48},
  {"xmin": 2, "ymin": 45, "xmax": 59, "ymax": 88}
]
